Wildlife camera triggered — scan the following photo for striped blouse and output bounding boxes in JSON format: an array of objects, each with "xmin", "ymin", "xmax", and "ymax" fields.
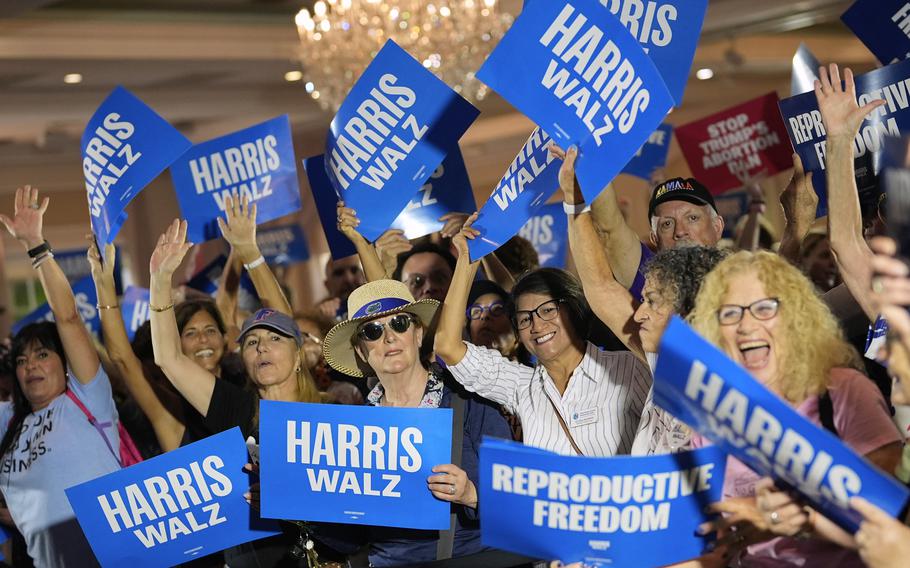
[{"xmin": 448, "ymin": 341, "xmax": 651, "ymax": 456}]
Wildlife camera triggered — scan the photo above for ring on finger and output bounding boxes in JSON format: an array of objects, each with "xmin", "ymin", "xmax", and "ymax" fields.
[
  {"xmin": 449, "ymin": 484, "xmax": 456, "ymax": 495},
  {"xmin": 873, "ymin": 277, "xmax": 885, "ymax": 294},
  {"xmin": 769, "ymin": 511, "xmax": 781, "ymax": 525},
  {"xmin": 29, "ymin": 202, "xmax": 39, "ymax": 210}
]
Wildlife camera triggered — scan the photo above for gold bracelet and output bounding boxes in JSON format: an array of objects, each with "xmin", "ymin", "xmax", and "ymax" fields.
[
  {"xmin": 96, "ymin": 303, "xmax": 120, "ymax": 310},
  {"xmin": 149, "ymin": 303, "xmax": 175, "ymax": 312}
]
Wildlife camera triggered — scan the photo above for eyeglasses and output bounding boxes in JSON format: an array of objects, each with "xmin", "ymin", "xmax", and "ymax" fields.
[
  {"xmin": 467, "ymin": 301, "xmax": 506, "ymax": 320},
  {"xmin": 513, "ymin": 299, "xmax": 565, "ymax": 331},
  {"xmin": 357, "ymin": 313, "xmax": 416, "ymax": 342},
  {"xmin": 717, "ymin": 298, "xmax": 780, "ymax": 326}
]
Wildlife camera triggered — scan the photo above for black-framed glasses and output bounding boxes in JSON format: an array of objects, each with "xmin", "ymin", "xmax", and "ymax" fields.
[
  {"xmin": 357, "ymin": 314, "xmax": 416, "ymax": 342},
  {"xmin": 717, "ymin": 298, "xmax": 780, "ymax": 326},
  {"xmin": 467, "ymin": 301, "xmax": 506, "ymax": 320},
  {"xmin": 513, "ymin": 299, "xmax": 565, "ymax": 331}
]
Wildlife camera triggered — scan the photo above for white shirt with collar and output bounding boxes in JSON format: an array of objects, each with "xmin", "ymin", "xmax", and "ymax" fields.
[{"xmin": 448, "ymin": 341, "xmax": 651, "ymax": 456}]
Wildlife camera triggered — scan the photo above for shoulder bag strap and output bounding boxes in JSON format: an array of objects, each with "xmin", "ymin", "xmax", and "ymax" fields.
[
  {"xmin": 66, "ymin": 389, "xmax": 122, "ymax": 467},
  {"xmin": 436, "ymin": 390, "xmax": 466, "ymax": 561},
  {"xmin": 545, "ymin": 393, "xmax": 584, "ymax": 456}
]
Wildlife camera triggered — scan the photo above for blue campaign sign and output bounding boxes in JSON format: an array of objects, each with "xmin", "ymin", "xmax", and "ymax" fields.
[
  {"xmin": 83, "ymin": 86, "xmax": 192, "ymax": 246},
  {"xmin": 259, "ymin": 400, "xmax": 452, "ymax": 529},
  {"xmin": 477, "ymin": 0, "xmax": 674, "ymax": 201},
  {"xmin": 598, "ymin": 0, "xmax": 708, "ymax": 105},
  {"xmin": 120, "ymin": 286, "xmax": 150, "ymax": 342},
  {"xmin": 257, "ymin": 224, "xmax": 310, "ymax": 266},
  {"xmin": 13, "ymin": 276, "xmax": 100, "ymax": 338},
  {"xmin": 791, "ymin": 43, "xmax": 821, "ymax": 96},
  {"xmin": 325, "ymin": 40, "xmax": 479, "ymax": 241},
  {"xmin": 480, "ymin": 438, "xmax": 725, "ymax": 566},
  {"xmin": 303, "ymin": 154, "xmax": 358, "ymax": 261},
  {"xmin": 778, "ymin": 59, "xmax": 910, "ymax": 217},
  {"xmin": 185, "ymin": 255, "xmax": 228, "ymax": 296},
  {"xmin": 518, "ymin": 203, "xmax": 568, "ymax": 268},
  {"xmin": 467, "ymin": 129, "xmax": 562, "ymax": 261},
  {"xmin": 842, "ymin": 0, "xmax": 910, "ymax": 65},
  {"xmin": 653, "ymin": 317, "xmax": 910, "ymax": 533},
  {"xmin": 171, "ymin": 115, "xmax": 302, "ymax": 243},
  {"xmin": 621, "ymin": 123, "xmax": 673, "ymax": 180},
  {"xmin": 65, "ymin": 427, "xmax": 280, "ymax": 567},
  {"xmin": 389, "ymin": 145, "xmax": 476, "ymax": 239}
]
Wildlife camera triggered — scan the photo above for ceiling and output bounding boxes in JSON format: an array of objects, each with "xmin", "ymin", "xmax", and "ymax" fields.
[{"xmin": 0, "ymin": 0, "xmax": 878, "ymax": 280}]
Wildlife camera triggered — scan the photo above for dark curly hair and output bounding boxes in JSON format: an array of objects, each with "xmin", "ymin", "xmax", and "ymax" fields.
[{"xmin": 643, "ymin": 246, "xmax": 729, "ymax": 317}]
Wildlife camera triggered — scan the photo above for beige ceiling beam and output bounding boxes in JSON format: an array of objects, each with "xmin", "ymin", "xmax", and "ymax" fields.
[{"xmin": 0, "ymin": 12, "xmax": 300, "ymax": 61}]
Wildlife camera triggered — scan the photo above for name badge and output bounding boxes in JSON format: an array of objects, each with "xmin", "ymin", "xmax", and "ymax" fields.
[{"xmin": 569, "ymin": 407, "xmax": 598, "ymax": 428}]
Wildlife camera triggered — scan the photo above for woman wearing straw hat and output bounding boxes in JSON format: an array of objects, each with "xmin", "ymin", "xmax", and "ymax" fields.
[{"xmin": 320, "ymin": 279, "xmax": 511, "ymax": 566}]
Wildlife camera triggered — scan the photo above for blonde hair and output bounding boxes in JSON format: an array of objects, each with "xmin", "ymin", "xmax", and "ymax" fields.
[
  {"xmin": 689, "ymin": 251, "xmax": 860, "ymax": 403},
  {"xmin": 250, "ymin": 346, "xmax": 326, "ymax": 429}
]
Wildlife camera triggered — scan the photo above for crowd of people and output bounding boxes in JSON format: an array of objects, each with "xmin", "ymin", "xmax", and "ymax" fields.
[{"xmin": 0, "ymin": 55, "xmax": 908, "ymax": 568}]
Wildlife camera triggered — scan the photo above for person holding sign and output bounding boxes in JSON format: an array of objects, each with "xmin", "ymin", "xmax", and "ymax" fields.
[
  {"xmin": 687, "ymin": 250, "xmax": 903, "ymax": 564},
  {"xmin": 435, "ymin": 216, "xmax": 651, "ymax": 457},
  {"xmin": 148, "ymin": 218, "xmax": 326, "ymax": 567},
  {"xmin": 320, "ymin": 279, "xmax": 511, "ymax": 565},
  {"xmin": 0, "ymin": 187, "xmax": 123, "ymax": 567}
]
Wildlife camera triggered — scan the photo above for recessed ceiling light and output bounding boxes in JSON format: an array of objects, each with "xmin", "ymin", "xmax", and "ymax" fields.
[
  {"xmin": 63, "ymin": 73, "xmax": 83, "ymax": 84},
  {"xmin": 696, "ymin": 68, "xmax": 714, "ymax": 81},
  {"xmin": 284, "ymin": 70, "xmax": 303, "ymax": 82}
]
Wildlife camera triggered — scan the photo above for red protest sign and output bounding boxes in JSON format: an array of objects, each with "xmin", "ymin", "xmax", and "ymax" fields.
[{"xmin": 676, "ymin": 92, "xmax": 794, "ymax": 195}]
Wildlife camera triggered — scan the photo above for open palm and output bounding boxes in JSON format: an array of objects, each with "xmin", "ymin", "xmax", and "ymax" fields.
[
  {"xmin": 150, "ymin": 219, "xmax": 192, "ymax": 277},
  {"xmin": 0, "ymin": 185, "xmax": 48, "ymax": 249},
  {"xmin": 816, "ymin": 64, "xmax": 885, "ymax": 140}
]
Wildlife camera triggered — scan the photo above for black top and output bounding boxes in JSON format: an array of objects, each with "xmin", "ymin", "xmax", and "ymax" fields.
[{"xmin": 203, "ymin": 378, "xmax": 258, "ymax": 439}]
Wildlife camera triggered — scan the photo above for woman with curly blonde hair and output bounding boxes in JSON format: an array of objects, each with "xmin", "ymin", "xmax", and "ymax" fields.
[{"xmin": 689, "ymin": 250, "xmax": 902, "ymax": 567}]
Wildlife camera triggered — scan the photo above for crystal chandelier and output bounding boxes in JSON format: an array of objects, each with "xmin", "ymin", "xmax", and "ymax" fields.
[{"xmin": 294, "ymin": 0, "xmax": 513, "ymax": 112}]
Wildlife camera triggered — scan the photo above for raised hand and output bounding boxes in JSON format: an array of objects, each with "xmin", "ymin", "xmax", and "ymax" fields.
[
  {"xmin": 150, "ymin": 219, "xmax": 193, "ymax": 279},
  {"xmin": 439, "ymin": 212, "xmax": 470, "ymax": 239},
  {"xmin": 549, "ymin": 144, "xmax": 583, "ymax": 206},
  {"xmin": 374, "ymin": 228, "xmax": 412, "ymax": 276},
  {"xmin": 815, "ymin": 63, "xmax": 885, "ymax": 141},
  {"xmin": 87, "ymin": 237, "xmax": 117, "ymax": 285},
  {"xmin": 451, "ymin": 212, "xmax": 479, "ymax": 260},
  {"xmin": 217, "ymin": 194, "xmax": 259, "ymax": 261},
  {"xmin": 780, "ymin": 153, "xmax": 817, "ymax": 226},
  {"xmin": 336, "ymin": 201, "xmax": 365, "ymax": 243},
  {"xmin": 0, "ymin": 185, "xmax": 49, "ymax": 249}
]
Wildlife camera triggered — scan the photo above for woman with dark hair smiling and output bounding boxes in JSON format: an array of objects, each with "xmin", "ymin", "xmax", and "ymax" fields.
[
  {"xmin": 435, "ymin": 214, "xmax": 651, "ymax": 456},
  {"xmin": 0, "ymin": 187, "xmax": 123, "ymax": 567}
]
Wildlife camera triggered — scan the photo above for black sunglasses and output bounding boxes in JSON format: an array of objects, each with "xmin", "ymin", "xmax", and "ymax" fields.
[{"xmin": 357, "ymin": 313, "xmax": 416, "ymax": 342}]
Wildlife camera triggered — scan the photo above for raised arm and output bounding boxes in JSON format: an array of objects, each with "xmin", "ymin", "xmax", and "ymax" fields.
[
  {"xmin": 214, "ymin": 247, "xmax": 242, "ymax": 345},
  {"xmin": 818, "ymin": 63, "xmax": 886, "ymax": 320},
  {"xmin": 1, "ymin": 186, "xmax": 99, "ymax": 382},
  {"xmin": 89, "ymin": 241, "xmax": 185, "ymax": 451},
  {"xmin": 218, "ymin": 195, "xmax": 292, "ymax": 315},
  {"xmin": 337, "ymin": 202, "xmax": 389, "ymax": 281},
  {"xmin": 777, "ymin": 154, "xmax": 818, "ymax": 264},
  {"xmin": 150, "ymin": 219, "xmax": 217, "ymax": 416},
  {"xmin": 555, "ymin": 146, "xmax": 643, "ymax": 361},
  {"xmin": 589, "ymin": 179, "xmax": 645, "ymax": 289},
  {"xmin": 434, "ymin": 213, "xmax": 481, "ymax": 366},
  {"xmin": 735, "ymin": 175, "xmax": 767, "ymax": 252}
]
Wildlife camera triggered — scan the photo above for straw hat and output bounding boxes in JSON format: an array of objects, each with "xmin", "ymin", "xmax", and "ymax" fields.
[{"xmin": 322, "ymin": 280, "xmax": 439, "ymax": 377}]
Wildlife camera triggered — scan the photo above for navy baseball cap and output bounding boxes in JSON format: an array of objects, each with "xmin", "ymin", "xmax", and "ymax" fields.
[{"xmin": 239, "ymin": 308, "xmax": 303, "ymax": 346}]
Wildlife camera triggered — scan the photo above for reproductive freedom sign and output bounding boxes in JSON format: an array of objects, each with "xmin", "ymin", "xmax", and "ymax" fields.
[{"xmin": 480, "ymin": 438, "xmax": 725, "ymax": 566}]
